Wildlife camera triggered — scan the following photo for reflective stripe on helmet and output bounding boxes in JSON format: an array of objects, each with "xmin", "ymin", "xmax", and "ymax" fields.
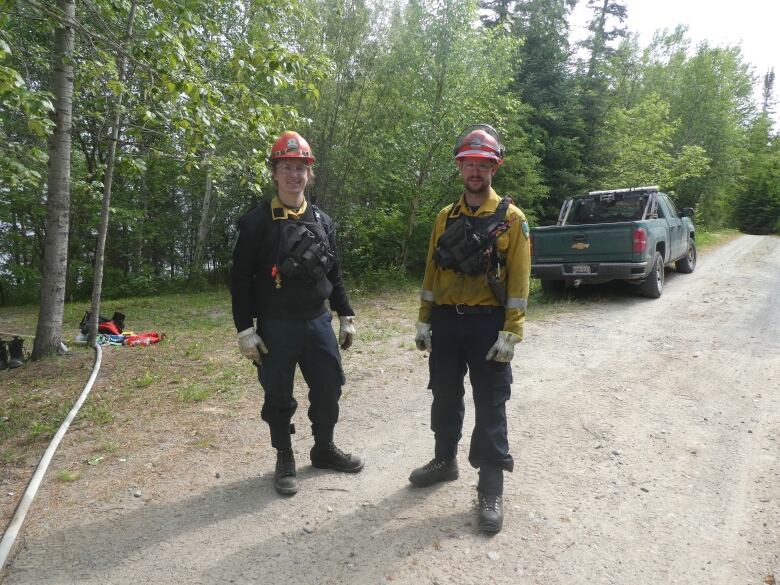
[{"xmin": 453, "ymin": 124, "xmax": 504, "ymax": 163}]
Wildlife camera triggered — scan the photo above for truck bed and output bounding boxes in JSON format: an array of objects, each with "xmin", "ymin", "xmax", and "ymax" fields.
[{"xmin": 531, "ymin": 222, "xmax": 641, "ymax": 264}]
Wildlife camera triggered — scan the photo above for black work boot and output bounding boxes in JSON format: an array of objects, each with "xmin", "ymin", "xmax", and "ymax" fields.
[
  {"xmin": 273, "ymin": 448, "xmax": 298, "ymax": 495},
  {"xmin": 8, "ymin": 337, "xmax": 24, "ymax": 369},
  {"xmin": 310, "ymin": 442, "xmax": 364, "ymax": 473},
  {"xmin": 477, "ymin": 492, "xmax": 503, "ymax": 533},
  {"xmin": 408, "ymin": 458, "xmax": 459, "ymax": 487},
  {"xmin": 0, "ymin": 339, "xmax": 8, "ymax": 370}
]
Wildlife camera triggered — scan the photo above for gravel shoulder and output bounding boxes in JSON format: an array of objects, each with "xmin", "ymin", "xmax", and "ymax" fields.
[{"xmin": 2, "ymin": 234, "xmax": 779, "ymax": 585}]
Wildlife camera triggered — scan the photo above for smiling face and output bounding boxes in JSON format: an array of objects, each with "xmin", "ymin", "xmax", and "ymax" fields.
[
  {"xmin": 458, "ymin": 157, "xmax": 497, "ymax": 198},
  {"xmin": 272, "ymin": 161, "xmax": 311, "ymax": 203}
]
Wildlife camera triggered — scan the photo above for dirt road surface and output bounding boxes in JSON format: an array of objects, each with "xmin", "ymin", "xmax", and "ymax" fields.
[{"xmin": 2, "ymin": 234, "xmax": 779, "ymax": 584}]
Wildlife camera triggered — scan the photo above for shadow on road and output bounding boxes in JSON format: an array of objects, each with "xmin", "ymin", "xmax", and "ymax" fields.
[{"xmin": 7, "ymin": 469, "xmax": 471, "ymax": 585}]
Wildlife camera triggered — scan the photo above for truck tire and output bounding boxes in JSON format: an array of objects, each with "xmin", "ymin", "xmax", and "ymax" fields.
[
  {"xmin": 676, "ymin": 240, "xmax": 697, "ymax": 273},
  {"xmin": 639, "ymin": 251, "xmax": 664, "ymax": 298},
  {"xmin": 540, "ymin": 279, "xmax": 566, "ymax": 295}
]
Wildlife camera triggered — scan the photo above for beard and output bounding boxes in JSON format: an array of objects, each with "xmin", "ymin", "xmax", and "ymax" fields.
[{"xmin": 464, "ymin": 177, "xmax": 489, "ymax": 195}]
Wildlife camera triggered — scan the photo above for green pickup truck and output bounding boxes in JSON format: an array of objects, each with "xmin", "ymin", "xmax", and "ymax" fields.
[{"xmin": 530, "ymin": 186, "xmax": 696, "ymax": 298}]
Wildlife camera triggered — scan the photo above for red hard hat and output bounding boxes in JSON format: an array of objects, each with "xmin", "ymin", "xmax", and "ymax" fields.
[
  {"xmin": 453, "ymin": 124, "xmax": 504, "ymax": 163},
  {"xmin": 270, "ymin": 131, "xmax": 315, "ymax": 164}
]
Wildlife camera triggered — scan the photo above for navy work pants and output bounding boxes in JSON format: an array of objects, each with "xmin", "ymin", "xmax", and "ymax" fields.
[
  {"xmin": 256, "ymin": 312, "xmax": 345, "ymax": 450},
  {"xmin": 428, "ymin": 305, "xmax": 514, "ymax": 495}
]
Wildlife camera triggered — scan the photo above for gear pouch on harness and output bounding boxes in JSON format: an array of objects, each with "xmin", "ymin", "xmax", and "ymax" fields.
[
  {"xmin": 433, "ymin": 197, "xmax": 511, "ymax": 275},
  {"xmin": 278, "ymin": 222, "xmax": 334, "ymax": 282}
]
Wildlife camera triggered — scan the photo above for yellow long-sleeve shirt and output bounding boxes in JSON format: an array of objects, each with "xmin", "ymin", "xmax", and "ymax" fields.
[{"xmin": 417, "ymin": 188, "xmax": 531, "ymax": 339}]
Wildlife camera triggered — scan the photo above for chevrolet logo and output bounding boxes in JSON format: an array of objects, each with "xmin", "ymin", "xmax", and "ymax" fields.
[{"xmin": 571, "ymin": 242, "xmax": 590, "ymax": 250}]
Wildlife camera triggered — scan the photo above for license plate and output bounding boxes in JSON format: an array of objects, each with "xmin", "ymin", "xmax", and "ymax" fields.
[{"xmin": 572, "ymin": 264, "xmax": 591, "ymax": 274}]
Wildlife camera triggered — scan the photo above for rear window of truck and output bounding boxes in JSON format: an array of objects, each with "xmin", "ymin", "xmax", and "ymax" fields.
[{"xmin": 567, "ymin": 195, "xmax": 647, "ymax": 225}]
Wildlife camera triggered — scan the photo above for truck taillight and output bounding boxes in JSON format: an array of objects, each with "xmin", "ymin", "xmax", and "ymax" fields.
[{"xmin": 632, "ymin": 227, "xmax": 647, "ymax": 253}]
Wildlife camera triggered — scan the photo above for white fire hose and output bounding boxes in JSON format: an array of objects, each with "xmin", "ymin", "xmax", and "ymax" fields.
[{"xmin": 0, "ymin": 343, "xmax": 103, "ymax": 571}]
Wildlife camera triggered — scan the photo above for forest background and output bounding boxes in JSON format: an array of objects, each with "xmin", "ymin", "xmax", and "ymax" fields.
[{"xmin": 1, "ymin": 0, "xmax": 779, "ymax": 332}]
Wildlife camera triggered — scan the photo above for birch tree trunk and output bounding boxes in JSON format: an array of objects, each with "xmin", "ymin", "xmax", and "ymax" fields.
[
  {"xmin": 190, "ymin": 153, "xmax": 213, "ymax": 283},
  {"xmin": 32, "ymin": 0, "xmax": 76, "ymax": 361},
  {"xmin": 88, "ymin": 0, "xmax": 137, "ymax": 345}
]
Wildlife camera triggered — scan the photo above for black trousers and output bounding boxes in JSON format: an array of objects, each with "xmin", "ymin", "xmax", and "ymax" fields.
[
  {"xmin": 257, "ymin": 312, "xmax": 345, "ymax": 450},
  {"xmin": 428, "ymin": 305, "xmax": 514, "ymax": 494}
]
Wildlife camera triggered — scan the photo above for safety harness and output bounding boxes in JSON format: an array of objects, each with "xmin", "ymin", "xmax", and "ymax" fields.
[
  {"xmin": 433, "ymin": 197, "xmax": 512, "ymax": 276},
  {"xmin": 273, "ymin": 204, "xmax": 335, "ymax": 285}
]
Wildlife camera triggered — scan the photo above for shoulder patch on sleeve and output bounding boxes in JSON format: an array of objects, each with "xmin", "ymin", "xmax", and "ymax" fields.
[{"xmin": 521, "ymin": 220, "xmax": 530, "ymax": 239}]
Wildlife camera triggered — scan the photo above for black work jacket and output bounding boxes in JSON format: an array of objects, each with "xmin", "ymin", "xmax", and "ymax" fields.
[{"xmin": 230, "ymin": 197, "xmax": 354, "ymax": 331}]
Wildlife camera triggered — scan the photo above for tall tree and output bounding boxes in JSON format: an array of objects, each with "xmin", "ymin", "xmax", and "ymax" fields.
[
  {"xmin": 578, "ymin": 0, "xmax": 627, "ymax": 182},
  {"xmin": 32, "ymin": 0, "xmax": 76, "ymax": 360},
  {"xmin": 735, "ymin": 78, "xmax": 780, "ymax": 234},
  {"xmin": 511, "ymin": 0, "xmax": 582, "ymax": 219},
  {"xmin": 87, "ymin": 0, "xmax": 137, "ymax": 345},
  {"xmin": 761, "ymin": 68, "xmax": 776, "ymax": 115}
]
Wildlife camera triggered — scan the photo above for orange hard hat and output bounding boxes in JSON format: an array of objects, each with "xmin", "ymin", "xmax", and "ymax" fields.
[
  {"xmin": 270, "ymin": 131, "xmax": 315, "ymax": 164},
  {"xmin": 453, "ymin": 124, "xmax": 504, "ymax": 163}
]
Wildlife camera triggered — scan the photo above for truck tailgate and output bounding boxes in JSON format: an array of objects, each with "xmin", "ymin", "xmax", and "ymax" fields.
[{"xmin": 532, "ymin": 223, "xmax": 637, "ymax": 263}]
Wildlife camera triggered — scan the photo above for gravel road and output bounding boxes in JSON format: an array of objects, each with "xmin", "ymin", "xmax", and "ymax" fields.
[{"xmin": 3, "ymin": 234, "xmax": 778, "ymax": 585}]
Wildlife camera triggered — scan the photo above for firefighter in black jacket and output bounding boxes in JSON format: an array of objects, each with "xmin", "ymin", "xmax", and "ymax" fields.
[
  {"xmin": 409, "ymin": 125, "xmax": 531, "ymax": 533},
  {"xmin": 231, "ymin": 131, "xmax": 363, "ymax": 496}
]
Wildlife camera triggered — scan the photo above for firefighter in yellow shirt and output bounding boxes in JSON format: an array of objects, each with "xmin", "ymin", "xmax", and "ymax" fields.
[{"xmin": 409, "ymin": 125, "xmax": 531, "ymax": 533}]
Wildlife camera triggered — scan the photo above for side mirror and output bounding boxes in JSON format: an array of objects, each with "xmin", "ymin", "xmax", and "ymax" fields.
[{"xmin": 680, "ymin": 207, "xmax": 694, "ymax": 218}]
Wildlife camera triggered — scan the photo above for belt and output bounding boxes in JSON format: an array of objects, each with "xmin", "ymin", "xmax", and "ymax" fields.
[{"xmin": 438, "ymin": 304, "xmax": 495, "ymax": 315}]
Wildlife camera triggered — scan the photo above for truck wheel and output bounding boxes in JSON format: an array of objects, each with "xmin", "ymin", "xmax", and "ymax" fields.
[
  {"xmin": 540, "ymin": 279, "xmax": 566, "ymax": 295},
  {"xmin": 639, "ymin": 252, "xmax": 664, "ymax": 298},
  {"xmin": 676, "ymin": 240, "xmax": 697, "ymax": 273}
]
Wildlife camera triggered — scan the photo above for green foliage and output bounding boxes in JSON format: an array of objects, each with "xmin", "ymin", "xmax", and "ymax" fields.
[
  {"xmin": 599, "ymin": 93, "xmax": 710, "ymax": 190},
  {"xmin": 510, "ymin": 0, "xmax": 584, "ymax": 218},
  {"xmin": 1, "ymin": 0, "xmax": 776, "ymax": 309},
  {"xmin": 735, "ymin": 115, "xmax": 780, "ymax": 234},
  {"xmin": 643, "ymin": 39, "xmax": 756, "ymax": 227},
  {"xmin": 0, "ymin": 24, "xmax": 55, "ymax": 189}
]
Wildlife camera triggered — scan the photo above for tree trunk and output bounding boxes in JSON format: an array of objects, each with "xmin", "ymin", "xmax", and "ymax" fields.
[
  {"xmin": 32, "ymin": 0, "xmax": 76, "ymax": 361},
  {"xmin": 88, "ymin": 0, "xmax": 137, "ymax": 345},
  {"xmin": 190, "ymin": 153, "xmax": 213, "ymax": 282}
]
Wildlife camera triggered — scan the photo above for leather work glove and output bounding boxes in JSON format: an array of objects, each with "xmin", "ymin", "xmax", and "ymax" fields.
[
  {"xmin": 237, "ymin": 327, "xmax": 268, "ymax": 365},
  {"xmin": 486, "ymin": 330, "xmax": 521, "ymax": 362},
  {"xmin": 415, "ymin": 321, "xmax": 432, "ymax": 352},
  {"xmin": 338, "ymin": 315, "xmax": 356, "ymax": 350}
]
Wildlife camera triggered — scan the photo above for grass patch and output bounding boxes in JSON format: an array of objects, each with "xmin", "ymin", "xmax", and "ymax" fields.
[
  {"xmin": 0, "ymin": 449, "xmax": 23, "ymax": 466},
  {"xmin": 56, "ymin": 469, "xmax": 81, "ymax": 483},
  {"xmin": 134, "ymin": 370, "xmax": 156, "ymax": 388},
  {"xmin": 81, "ymin": 403, "xmax": 115, "ymax": 426},
  {"xmin": 696, "ymin": 228, "xmax": 741, "ymax": 251},
  {"xmin": 97, "ymin": 440, "xmax": 120, "ymax": 455},
  {"xmin": 184, "ymin": 342, "xmax": 205, "ymax": 361},
  {"xmin": 177, "ymin": 382, "xmax": 213, "ymax": 402}
]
